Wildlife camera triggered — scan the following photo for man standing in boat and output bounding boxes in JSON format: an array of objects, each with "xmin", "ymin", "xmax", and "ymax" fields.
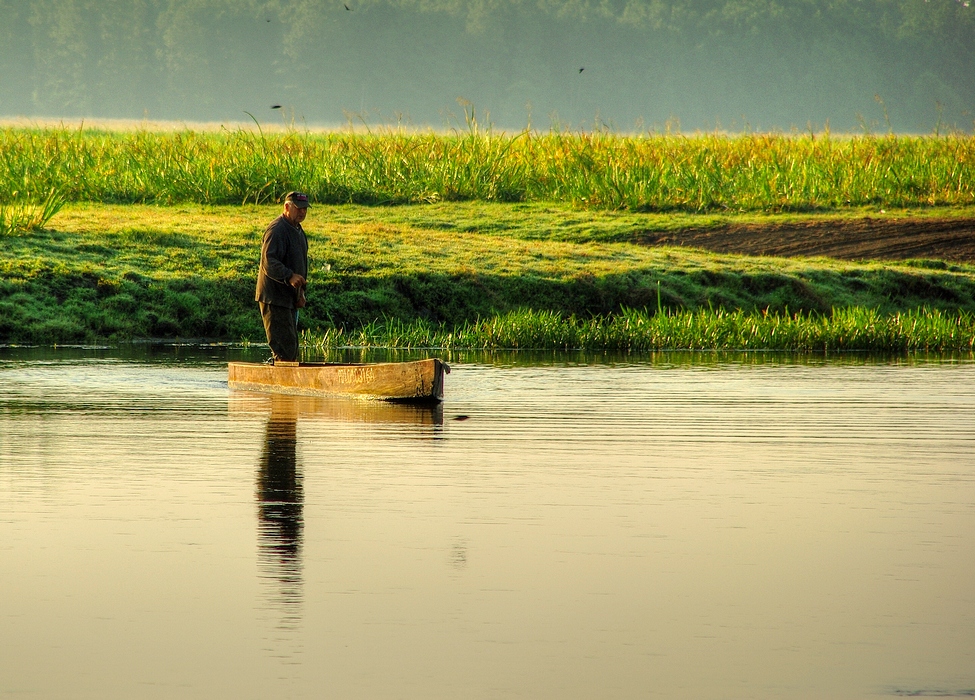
[{"xmin": 256, "ymin": 191, "xmax": 310, "ymax": 363}]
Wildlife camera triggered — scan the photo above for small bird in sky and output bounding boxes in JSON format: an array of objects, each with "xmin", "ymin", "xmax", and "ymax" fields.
[
  {"xmin": 344, "ymin": 3, "xmax": 351, "ymax": 9},
  {"xmin": 579, "ymin": 67, "xmax": 585, "ymax": 73},
  {"xmin": 271, "ymin": 105, "xmax": 282, "ymax": 109}
]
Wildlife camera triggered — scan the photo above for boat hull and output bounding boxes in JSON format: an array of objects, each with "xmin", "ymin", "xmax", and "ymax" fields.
[{"xmin": 227, "ymin": 358, "xmax": 448, "ymax": 402}]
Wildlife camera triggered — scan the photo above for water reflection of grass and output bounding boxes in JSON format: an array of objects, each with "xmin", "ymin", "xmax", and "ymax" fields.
[{"xmin": 4, "ymin": 202, "xmax": 975, "ymax": 348}]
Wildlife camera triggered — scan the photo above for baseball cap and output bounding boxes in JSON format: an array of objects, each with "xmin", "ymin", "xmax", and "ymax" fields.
[{"xmin": 284, "ymin": 191, "xmax": 310, "ymax": 208}]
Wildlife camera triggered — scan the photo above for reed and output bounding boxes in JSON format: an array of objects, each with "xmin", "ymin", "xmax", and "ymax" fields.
[
  {"xmin": 303, "ymin": 307, "xmax": 975, "ymax": 352},
  {"xmin": 1, "ymin": 126, "xmax": 973, "ymax": 211}
]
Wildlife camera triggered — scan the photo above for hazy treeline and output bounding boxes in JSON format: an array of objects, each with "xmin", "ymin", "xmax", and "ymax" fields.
[{"xmin": 0, "ymin": 0, "xmax": 972, "ymax": 131}]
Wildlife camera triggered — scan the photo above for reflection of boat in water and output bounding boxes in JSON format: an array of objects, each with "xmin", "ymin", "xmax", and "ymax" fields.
[
  {"xmin": 227, "ymin": 358, "xmax": 449, "ymax": 402},
  {"xmin": 229, "ymin": 390, "xmax": 444, "ymax": 426}
]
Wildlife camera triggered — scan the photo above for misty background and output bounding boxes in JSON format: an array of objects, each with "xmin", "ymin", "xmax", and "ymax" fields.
[{"xmin": 0, "ymin": 0, "xmax": 972, "ymax": 132}]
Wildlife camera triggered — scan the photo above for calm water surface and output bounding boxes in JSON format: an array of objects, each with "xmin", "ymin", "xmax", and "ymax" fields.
[{"xmin": 1, "ymin": 347, "xmax": 974, "ymax": 700}]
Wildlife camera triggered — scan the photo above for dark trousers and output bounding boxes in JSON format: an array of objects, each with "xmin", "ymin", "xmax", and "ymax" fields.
[{"xmin": 259, "ymin": 302, "xmax": 299, "ymax": 362}]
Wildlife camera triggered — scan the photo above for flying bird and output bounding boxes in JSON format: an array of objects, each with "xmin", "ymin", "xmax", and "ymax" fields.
[
  {"xmin": 344, "ymin": 3, "xmax": 351, "ymax": 9},
  {"xmin": 579, "ymin": 67, "xmax": 585, "ymax": 73},
  {"xmin": 271, "ymin": 105, "xmax": 282, "ymax": 109}
]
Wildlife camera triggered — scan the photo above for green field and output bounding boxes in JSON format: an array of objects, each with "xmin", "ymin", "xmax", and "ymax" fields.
[
  {"xmin": 3, "ymin": 198, "xmax": 975, "ymax": 351},
  {"xmin": 3, "ymin": 127, "xmax": 975, "ymax": 350}
]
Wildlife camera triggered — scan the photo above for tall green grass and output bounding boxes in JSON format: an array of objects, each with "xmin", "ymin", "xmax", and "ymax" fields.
[
  {"xmin": 0, "ymin": 189, "xmax": 66, "ymax": 236},
  {"xmin": 303, "ymin": 307, "xmax": 975, "ymax": 352},
  {"xmin": 1, "ymin": 126, "xmax": 973, "ymax": 211}
]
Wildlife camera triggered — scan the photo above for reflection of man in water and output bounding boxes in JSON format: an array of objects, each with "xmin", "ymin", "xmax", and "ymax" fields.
[{"xmin": 257, "ymin": 397, "xmax": 304, "ymax": 623}]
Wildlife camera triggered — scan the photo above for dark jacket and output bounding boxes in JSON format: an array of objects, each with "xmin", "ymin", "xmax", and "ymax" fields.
[{"xmin": 255, "ymin": 215, "xmax": 308, "ymax": 308}]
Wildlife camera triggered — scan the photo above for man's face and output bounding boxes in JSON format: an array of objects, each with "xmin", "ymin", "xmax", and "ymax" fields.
[{"xmin": 284, "ymin": 202, "xmax": 308, "ymax": 225}]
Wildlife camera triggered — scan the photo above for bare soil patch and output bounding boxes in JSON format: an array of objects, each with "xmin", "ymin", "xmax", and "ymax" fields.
[{"xmin": 638, "ymin": 217, "xmax": 975, "ymax": 262}]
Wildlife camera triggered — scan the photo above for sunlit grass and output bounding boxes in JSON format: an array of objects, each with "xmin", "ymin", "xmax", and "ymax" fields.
[
  {"xmin": 2, "ymin": 126, "xmax": 973, "ymax": 211},
  {"xmin": 0, "ymin": 189, "xmax": 65, "ymax": 236}
]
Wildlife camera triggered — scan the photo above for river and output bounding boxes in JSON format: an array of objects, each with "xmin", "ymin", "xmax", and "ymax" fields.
[{"xmin": 1, "ymin": 346, "xmax": 973, "ymax": 699}]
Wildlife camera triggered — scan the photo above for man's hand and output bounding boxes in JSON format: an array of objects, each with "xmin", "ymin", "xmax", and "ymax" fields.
[{"xmin": 290, "ymin": 273, "xmax": 307, "ymax": 308}]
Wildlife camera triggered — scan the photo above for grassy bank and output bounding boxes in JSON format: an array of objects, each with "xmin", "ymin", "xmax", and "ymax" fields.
[
  {"xmin": 3, "ymin": 202, "xmax": 975, "ymax": 348},
  {"xmin": 2, "ymin": 126, "xmax": 974, "ymax": 212}
]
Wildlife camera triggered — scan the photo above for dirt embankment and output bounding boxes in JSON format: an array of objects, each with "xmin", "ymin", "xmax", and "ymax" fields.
[{"xmin": 639, "ymin": 217, "xmax": 975, "ymax": 262}]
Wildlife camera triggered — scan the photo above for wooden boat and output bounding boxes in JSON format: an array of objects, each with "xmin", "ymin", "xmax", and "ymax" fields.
[{"xmin": 227, "ymin": 358, "xmax": 449, "ymax": 402}]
